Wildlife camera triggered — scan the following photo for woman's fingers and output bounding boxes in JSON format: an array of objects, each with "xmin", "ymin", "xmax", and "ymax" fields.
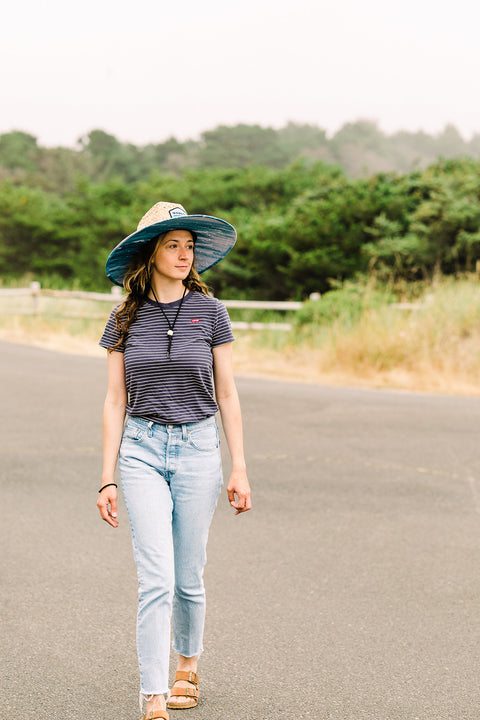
[
  {"xmin": 227, "ymin": 485, "xmax": 252, "ymax": 515},
  {"xmin": 97, "ymin": 489, "xmax": 119, "ymax": 528},
  {"xmin": 234, "ymin": 491, "xmax": 252, "ymax": 514}
]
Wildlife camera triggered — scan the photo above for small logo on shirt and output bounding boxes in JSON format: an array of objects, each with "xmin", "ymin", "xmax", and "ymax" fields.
[{"xmin": 191, "ymin": 319, "xmax": 200, "ymax": 323}]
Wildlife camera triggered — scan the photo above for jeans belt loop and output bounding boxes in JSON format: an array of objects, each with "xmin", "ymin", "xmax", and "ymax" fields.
[
  {"xmin": 147, "ymin": 420, "xmax": 154, "ymax": 438},
  {"xmin": 182, "ymin": 424, "xmax": 188, "ymax": 442}
]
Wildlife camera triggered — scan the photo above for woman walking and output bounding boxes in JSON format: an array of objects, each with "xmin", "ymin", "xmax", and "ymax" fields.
[{"xmin": 97, "ymin": 202, "xmax": 251, "ymax": 720}]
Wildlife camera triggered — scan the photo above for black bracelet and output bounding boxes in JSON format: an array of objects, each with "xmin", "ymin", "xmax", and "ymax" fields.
[{"xmin": 98, "ymin": 482, "xmax": 118, "ymax": 494}]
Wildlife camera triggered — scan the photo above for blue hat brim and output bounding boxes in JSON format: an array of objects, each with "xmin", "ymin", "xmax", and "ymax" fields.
[{"xmin": 106, "ymin": 215, "xmax": 237, "ymax": 286}]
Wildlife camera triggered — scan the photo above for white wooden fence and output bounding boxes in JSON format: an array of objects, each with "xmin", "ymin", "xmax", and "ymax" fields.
[{"xmin": 0, "ymin": 282, "xmax": 309, "ymax": 332}]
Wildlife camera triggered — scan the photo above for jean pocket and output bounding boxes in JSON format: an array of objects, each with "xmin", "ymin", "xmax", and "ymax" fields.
[
  {"xmin": 123, "ymin": 417, "xmax": 148, "ymax": 442},
  {"xmin": 187, "ymin": 423, "xmax": 219, "ymax": 452}
]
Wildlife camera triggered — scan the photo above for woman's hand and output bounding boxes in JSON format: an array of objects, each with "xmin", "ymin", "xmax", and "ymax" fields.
[
  {"xmin": 97, "ymin": 485, "xmax": 119, "ymax": 528},
  {"xmin": 227, "ymin": 469, "xmax": 251, "ymax": 515}
]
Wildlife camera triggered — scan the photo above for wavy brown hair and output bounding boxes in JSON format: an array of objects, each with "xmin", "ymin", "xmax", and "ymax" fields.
[{"xmin": 108, "ymin": 232, "xmax": 210, "ymax": 352}]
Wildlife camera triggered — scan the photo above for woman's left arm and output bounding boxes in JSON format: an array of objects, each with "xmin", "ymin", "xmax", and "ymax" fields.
[{"xmin": 213, "ymin": 342, "xmax": 251, "ymax": 515}]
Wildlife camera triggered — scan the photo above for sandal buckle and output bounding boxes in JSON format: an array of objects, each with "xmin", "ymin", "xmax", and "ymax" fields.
[
  {"xmin": 188, "ymin": 671, "xmax": 197, "ymax": 684},
  {"xmin": 185, "ymin": 687, "xmax": 196, "ymax": 697}
]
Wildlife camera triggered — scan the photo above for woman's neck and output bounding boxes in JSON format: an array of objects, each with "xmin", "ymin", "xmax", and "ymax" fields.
[{"xmin": 148, "ymin": 279, "xmax": 188, "ymax": 304}]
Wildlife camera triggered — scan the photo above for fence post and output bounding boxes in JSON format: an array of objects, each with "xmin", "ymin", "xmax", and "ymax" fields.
[
  {"xmin": 111, "ymin": 286, "xmax": 122, "ymax": 303},
  {"xmin": 30, "ymin": 281, "xmax": 41, "ymax": 315}
]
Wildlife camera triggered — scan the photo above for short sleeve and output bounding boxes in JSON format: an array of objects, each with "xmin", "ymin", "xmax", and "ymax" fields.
[
  {"xmin": 99, "ymin": 306, "xmax": 123, "ymax": 351},
  {"xmin": 212, "ymin": 301, "xmax": 235, "ymax": 348}
]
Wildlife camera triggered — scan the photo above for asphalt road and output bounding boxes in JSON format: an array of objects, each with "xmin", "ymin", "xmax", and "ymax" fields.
[{"xmin": 2, "ymin": 341, "xmax": 480, "ymax": 720}]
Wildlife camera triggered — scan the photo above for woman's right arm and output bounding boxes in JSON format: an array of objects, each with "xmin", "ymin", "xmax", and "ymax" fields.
[{"xmin": 97, "ymin": 350, "xmax": 127, "ymax": 528}]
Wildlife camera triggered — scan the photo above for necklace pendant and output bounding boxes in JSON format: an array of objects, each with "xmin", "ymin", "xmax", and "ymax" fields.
[{"xmin": 167, "ymin": 329, "xmax": 174, "ymax": 337}]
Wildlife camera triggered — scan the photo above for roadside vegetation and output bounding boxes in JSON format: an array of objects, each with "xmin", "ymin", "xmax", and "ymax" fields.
[{"xmin": 232, "ymin": 276, "xmax": 480, "ymax": 394}]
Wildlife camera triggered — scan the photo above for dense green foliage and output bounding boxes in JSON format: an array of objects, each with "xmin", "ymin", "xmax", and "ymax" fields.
[{"xmin": 1, "ymin": 155, "xmax": 480, "ymax": 299}]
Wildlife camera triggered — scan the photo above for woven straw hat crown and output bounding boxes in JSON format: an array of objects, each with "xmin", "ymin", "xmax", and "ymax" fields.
[{"xmin": 137, "ymin": 202, "xmax": 188, "ymax": 231}]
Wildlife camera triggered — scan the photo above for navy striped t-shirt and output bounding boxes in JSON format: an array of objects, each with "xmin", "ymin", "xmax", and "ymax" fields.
[{"xmin": 99, "ymin": 291, "xmax": 234, "ymax": 424}]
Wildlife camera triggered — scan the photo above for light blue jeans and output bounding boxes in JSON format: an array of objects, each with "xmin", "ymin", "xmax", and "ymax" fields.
[{"xmin": 118, "ymin": 415, "xmax": 223, "ymax": 695}]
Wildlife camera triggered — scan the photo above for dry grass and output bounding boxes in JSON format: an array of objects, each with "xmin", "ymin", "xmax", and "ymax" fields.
[
  {"xmin": 2, "ymin": 278, "xmax": 480, "ymax": 395},
  {"xmin": 285, "ymin": 277, "xmax": 480, "ymax": 395}
]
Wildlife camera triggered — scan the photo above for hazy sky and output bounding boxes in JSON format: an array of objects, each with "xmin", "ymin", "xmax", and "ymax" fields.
[{"xmin": 2, "ymin": 0, "xmax": 479, "ymax": 147}]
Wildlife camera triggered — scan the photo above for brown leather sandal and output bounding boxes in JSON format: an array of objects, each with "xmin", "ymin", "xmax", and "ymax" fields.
[
  {"xmin": 140, "ymin": 711, "xmax": 169, "ymax": 720},
  {"xmin": 167, "ymin": 671, "xmax": 200, "ymax": 709}
]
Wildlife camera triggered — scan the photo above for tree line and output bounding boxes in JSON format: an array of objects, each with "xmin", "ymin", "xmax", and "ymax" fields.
[
  {"xmin": 1, "ymin": 157, "xmax": 480, "ymax": 300},
  {"xmin": 1, "ymin": 121, "xmax": 479, "ymax": 192}
]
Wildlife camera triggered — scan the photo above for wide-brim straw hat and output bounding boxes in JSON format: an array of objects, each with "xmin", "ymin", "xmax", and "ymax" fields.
[{"xmin": 106, "ymin": 201, "xmax": 237, "ymax": 286}]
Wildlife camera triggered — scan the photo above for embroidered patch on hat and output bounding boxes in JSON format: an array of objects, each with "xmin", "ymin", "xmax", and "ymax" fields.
[
  {"xmin": 169, "ymin": 207, "xmax": 187, "ymax": 218},
  {"xmin": 191, "ymin": 319, "xmax": 200, "ymax": 323}
]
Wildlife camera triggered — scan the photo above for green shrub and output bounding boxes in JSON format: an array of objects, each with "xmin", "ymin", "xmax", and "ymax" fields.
[{"xmin": 294, "ymin": 284, "xmax": 396, "ymax": 329}]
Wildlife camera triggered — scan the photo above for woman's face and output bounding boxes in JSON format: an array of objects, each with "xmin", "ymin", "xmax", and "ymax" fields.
[{"xmin": 150, "ymin": 230, "xmax": 194, "ymax": 282}]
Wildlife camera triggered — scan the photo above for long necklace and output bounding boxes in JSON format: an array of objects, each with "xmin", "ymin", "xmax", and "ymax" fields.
[{"xmin": 150, "ymin": 285, "xmax": 188, "ymax": 359}]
